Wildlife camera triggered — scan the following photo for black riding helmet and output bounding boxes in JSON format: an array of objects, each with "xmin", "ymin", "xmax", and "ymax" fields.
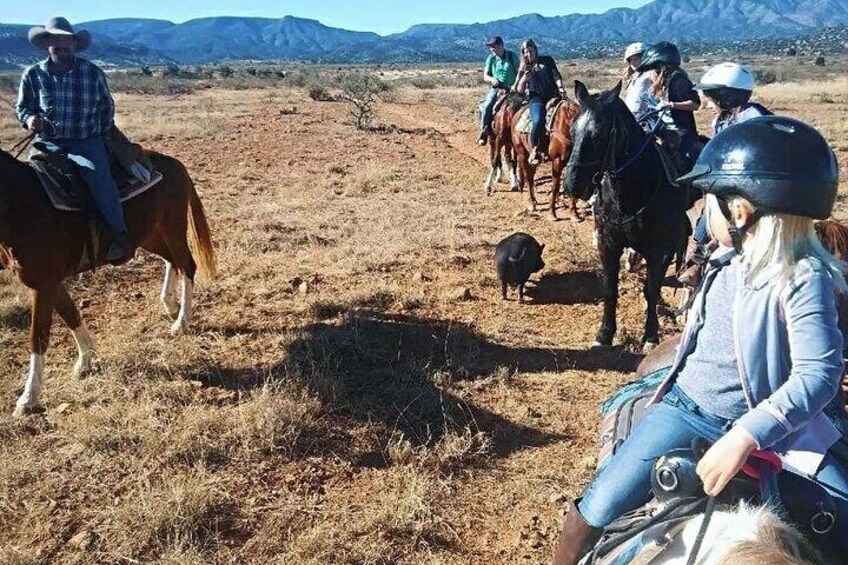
[
  {"xmin": 678, "ymin": 116, "xmax": 839, "ymax": 220},
  {"xmin": 702, "ymin": 86, "xmax": 753, "ymax": 110},
  {"xmin": 637, "ymin": 41, "xmax": 681, "ymax": 72}
]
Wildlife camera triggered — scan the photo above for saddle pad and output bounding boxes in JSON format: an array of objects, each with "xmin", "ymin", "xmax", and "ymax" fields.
[
  {"xmin": 516, "ymin": 106, "xmax": 532, "ymax": 134},
  {"xmin": 545, "ymin": 100, "xmax": 565, "ymax": 133},
  {"xmin": 32, "ymin": 160, "xmax": 162, "ymax": 213}
]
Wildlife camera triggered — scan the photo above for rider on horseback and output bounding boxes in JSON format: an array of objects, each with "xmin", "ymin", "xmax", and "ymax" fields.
[
  {"xmin": 622, "ymin": 42, "xmax": 655, "ymax": 117},
  {"xmin": 477, "ymin": 36, "xmax": 521, "ymax": 146},
  {"xmin": 513, "ymin": 39, "xmax": 565, "ymax": 166},
  {"xmin": 14, "ymin": 17, "xmax": 132, "ymax": 263},
  {"xmin": 554, "ymin": 116, "xmax": 848, "ymax": 564},
  {"xmin": 678, "ymin": 63, "xmax": 773, "ymax": 287},
  {"xmin": 637, "ymin": 41, "xmax": 700, "ymax": 170}
]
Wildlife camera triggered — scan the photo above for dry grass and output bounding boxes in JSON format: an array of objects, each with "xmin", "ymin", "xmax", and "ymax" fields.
[{"xmin": 0, "ymin": 57, "xmax": 846, "ymax": 563}]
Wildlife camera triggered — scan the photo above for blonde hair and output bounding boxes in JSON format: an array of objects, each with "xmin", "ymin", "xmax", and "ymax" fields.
[{"xmin": 705, "ymin": 194, "xmax": 847, "ymax": 292}]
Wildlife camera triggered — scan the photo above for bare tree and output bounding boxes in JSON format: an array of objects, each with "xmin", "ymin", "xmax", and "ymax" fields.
[{"xmin": 338, "ymin": 73, "xmax": 387, "ymax": 130}]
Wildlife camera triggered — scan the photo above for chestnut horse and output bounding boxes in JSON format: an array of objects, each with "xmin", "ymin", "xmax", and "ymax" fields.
[
  {"xmin": 0, "ymin": 148, "xmax": 216, "ymax": 417},
  {"xmin": 483, "ymin": 92, "xmax": 520, "ymax": 195},
  {"xmin": 511, "ymin": 99, "xmax": 581, "ymax": 221}
]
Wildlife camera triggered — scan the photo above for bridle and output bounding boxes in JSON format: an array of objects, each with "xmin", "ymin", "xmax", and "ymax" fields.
[{"xmin": 571, "ymin": 105, "xmax": 667, "ymax": 226}]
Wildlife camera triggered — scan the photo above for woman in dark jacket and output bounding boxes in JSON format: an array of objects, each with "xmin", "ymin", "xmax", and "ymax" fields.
[
  {"xmin": 513, "ymin": 39, "xmax": 565, "ymax": 165},
  {"xmin": 638, "ymin": 41, "xmax": 701, "ymax": 169}
]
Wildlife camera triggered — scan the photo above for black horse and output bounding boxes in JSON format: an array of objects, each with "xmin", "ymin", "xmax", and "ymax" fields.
[{"xmin": 565, "ymin": 80, "xmax": 689, "ymax": 350}]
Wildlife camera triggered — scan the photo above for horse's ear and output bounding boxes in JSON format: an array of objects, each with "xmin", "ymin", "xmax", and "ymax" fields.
[
  {"xmin": 610, "ymin": 80, "xmax": 622, "ymax": 99},
  {"xmin": 540, "ymin": 243, "xmax": 546, "ymax": 252},
  {"xmin": 574, "ymin": 80, "xmax": 589, "ymax": 105}
]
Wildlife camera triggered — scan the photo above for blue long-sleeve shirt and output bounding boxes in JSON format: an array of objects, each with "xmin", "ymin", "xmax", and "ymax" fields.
[{"xmin": 15, "ymin": 57, "xmax": 114, "ymax": 140}]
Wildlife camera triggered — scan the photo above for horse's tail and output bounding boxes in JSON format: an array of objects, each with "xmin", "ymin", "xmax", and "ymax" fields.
[{"xmin": 186, "ymin": 179, "xmax": 217, "ymax": 280}]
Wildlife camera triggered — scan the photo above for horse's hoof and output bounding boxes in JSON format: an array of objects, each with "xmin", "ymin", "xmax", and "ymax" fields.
[
  {"xmin": 591, "ymin": 341, "xmax": 612, "ymax": 350},
  {"xmin": 171, "ymin": 320, "xmax": 189, "ymax": 336},
  {"xmin": 643, "ymin": 341, "xmax": 659, "ymax": 353},
  {"xmin": 13, "ymin": 404, "xmax": 44, "ymax": 418},
  {"xmin": 511, "ymin": 186, "xmax": 520, "ymax": 192}
]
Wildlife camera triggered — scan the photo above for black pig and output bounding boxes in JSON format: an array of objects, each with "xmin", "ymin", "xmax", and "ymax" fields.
[{"xmin": 494, "ymin": 232, "xmax": 545, "ymax": 303}]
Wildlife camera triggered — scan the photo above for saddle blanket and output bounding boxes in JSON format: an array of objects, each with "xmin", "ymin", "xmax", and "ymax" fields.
[
  {"xmin": 30, "ymin": 146, "xmax": 162, "ymax": 213},
  {"xmin": 516, "ymin": 106, "xmax": 532, "ymax": 134}
]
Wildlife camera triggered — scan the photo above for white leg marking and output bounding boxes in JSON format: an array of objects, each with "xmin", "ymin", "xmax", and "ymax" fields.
[
  {"xmin": 72, "ymin": 324, "xmax": 97, "ymax": 378},
  {"xmin": 161, "ymin": 261, "xmax": 180, "ymax": 319},
  {"xmin": 14, "ymin": 354, "xmax": 45, "ymax": 417},
  {"xmin": 171, "ymin": 277, "xmax": 194, "ymax": 335},
  {"xmin": 484, "ymin": 167, "xmax": 498, "ymax": 194},
  {"xmin": 494, "ymin": 165, "xmax": 503, "ymax": 184},
  {"xmin": 510, "ymin": 168, "xmax": 519, "ymax": 190}
]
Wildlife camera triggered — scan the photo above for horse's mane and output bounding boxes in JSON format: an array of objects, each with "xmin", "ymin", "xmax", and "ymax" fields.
[
  {"xmin": 687, "ymin": 502, "xmax": 821, "ymax": 565},
  {"xmin": 815, "ymin": 219, "xmax": 848, "ymax": 262}
]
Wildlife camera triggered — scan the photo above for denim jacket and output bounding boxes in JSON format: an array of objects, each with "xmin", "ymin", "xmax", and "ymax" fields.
[{"xmin": 652, "ymin": 248, "xmax": 845, "ymax": 475}]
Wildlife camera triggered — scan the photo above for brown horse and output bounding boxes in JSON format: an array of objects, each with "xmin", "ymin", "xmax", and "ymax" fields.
[
  {"xmin": 0, "ymin": 148, "xmax": 216, "ymax": 417},
  {"xmin": 548, "ymin": 99, "xmax": 581, "ymax": 222},
  {"xmin": 483, "ymin": 92, "xmax": 520, "ymax": 195},
  {"xmin": 511, "ymin": 99, "xmax": 581, "ymax": 220}
]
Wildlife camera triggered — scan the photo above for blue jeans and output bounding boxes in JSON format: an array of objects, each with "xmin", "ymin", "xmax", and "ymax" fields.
[
  {"xmin": 579, "ymin": 384, "xmax": 848, "ymax": 536},
  {"xmin": 51, "ymin": 136, "xmax": 127, "ymax": 234},
  {"xmin": 480, "ymin": 87, "xmax": 500, "ymax": 131},
  {"xmin": 579, "ymin": 385, "xmax": 730, "ymax": 527},
  {"xmin": 529, "ymin": 98, "xmax": 545, "ymax": 149}
]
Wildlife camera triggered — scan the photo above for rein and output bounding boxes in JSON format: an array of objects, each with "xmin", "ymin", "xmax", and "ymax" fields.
[{"xmin": 9, "ymin": 131, "xmax": 35, "ymax": 160}]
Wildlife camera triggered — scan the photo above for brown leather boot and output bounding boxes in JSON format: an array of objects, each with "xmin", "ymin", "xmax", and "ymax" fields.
[{"xmin": 552, "ymin": 502, "xmax": 603, "ymax": 565}]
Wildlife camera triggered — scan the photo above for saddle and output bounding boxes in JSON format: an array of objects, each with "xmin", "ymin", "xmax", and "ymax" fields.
[
  {"xmin": 514, "ymin": 97, "xmax": 565, "ymax": 137},
  {"xmin": 30, "ymin": 135, "xmax": 161, "ymax": 213}
]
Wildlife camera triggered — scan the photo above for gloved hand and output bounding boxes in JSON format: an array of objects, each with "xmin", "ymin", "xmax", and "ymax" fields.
[{"xmin": 26, "ymin": 115, "xmax": 43, "ymax": 132}]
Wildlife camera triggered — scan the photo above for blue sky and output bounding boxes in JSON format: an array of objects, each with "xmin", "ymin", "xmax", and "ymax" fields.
[{"xmin": 2, "ymin": 1, "xmax": 652, "ymax": 34}]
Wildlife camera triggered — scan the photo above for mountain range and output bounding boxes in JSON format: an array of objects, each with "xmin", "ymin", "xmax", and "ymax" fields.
[{"xmin": 1, "ymin": 0, "xmax": 847, "ymax": 68}]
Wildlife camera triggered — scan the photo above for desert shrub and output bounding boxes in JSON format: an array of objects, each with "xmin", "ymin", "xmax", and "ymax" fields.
[
  {"xmin": 753, "ymin": 68, "xmax": 777, "ymax": 85},
  {"xmin": 786, "ymin": 47, "xmax": 798, "ymax": 56},
  {"xmin": 245, "ymin": 67, "xmax": 258, "ymax": 76},
  {"xmin": 217, "ymin": 65, "xmax": 234, "ymax": 78},
  {"xmin": 308, "ymin": 85, "xmax": 334, "ymax": 102},
  {"xmin": 815, "ymin": 56, "xmax": 826, "ymax": 67},
  {"xmin": 162, "ymin": 64, "xmax": 181, "ymax": 78},
  {"xmin": 338, "ymin": 72, "xmax": 388, "ymax": 129},
  {"xmin": 140, "ymin": 65, "xmax": 153, "ymax": 77}
]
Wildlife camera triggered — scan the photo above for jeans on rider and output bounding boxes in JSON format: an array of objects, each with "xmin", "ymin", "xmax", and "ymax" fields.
[
  {"xmin": 52, "ymin": 135, "xmax": 128, "ymax": 235},
  {"xmin": 480, "ymin": 87, "xmax": 500, "ymax": 132},
  {"xmin": 529, "ymin": 97, "xmax": 546, "ymax": 149},
  {"xmin": 578, "ymin": 384, "xmax": 731, "ymax": 528}
]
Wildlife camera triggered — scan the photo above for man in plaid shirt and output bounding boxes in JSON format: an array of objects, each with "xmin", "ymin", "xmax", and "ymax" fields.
[{"xmin": 15, "ymin": 17, "xmax": 131, "ymax": 262}]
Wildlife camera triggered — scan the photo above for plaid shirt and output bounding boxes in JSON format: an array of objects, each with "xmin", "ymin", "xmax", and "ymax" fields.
[{"xmin": 15, "ymin": 57, "xmax": 114, "ymax": 140}]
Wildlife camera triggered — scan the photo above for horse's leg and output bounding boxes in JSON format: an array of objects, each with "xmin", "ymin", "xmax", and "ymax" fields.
[
  {"xmin": 594, "ymin": 241, "xmax": 623, "ymax": 348},
  {"xmin": 172, "ymin": 274, "xmax": 194, "ymax": 336},
  {"xmin": 642, "ymin": 253, "xmax": 666, "ymax": 351},
  {"xmin": 527, "ymin": 162, "xmax": 538, "ymax": 212},
  {"xmin": 506, "ymin": 140, "xmax": 519, "ymax": 191},
  {"xmin": 549, "ymin": 160, "xmax": 561, "ymax": 221},
  {"xmin": 54, "ymin": 284, "xmax": 96, "ymax": 377},
  {"xmin": 160, "ymin": 260, "xmax": 180, "ymax": 319},
  {"xmin": 14, "ymin": 287, "xmax": 56, "ymax": 416},
  {"xmin": 484, "ymin": 136, "xmax": 498, "ymax": 195},
  {"xmin": 163, "ymin": 233, "xmax": 197, "ymax": 336}
]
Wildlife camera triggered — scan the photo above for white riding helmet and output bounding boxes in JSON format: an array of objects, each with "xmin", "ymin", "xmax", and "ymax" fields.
[
  {"xmin": 695, "ymin": 62, "xmax": 755, "ymax": 92},
  {"xmin": 624, "ymin": 42, "xmax": 645, "ymax": 61}
]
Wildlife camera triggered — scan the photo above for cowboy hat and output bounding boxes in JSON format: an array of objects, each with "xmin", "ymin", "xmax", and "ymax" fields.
[{"xmin": 28, "ymin": 17, "xmax": 91, "ymax": 52}]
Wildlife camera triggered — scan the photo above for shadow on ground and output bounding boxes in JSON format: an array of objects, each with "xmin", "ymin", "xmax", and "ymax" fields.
[
  {"xmin": 525, "ymin": 270, "xmax": 603, "ymax": 305},
  {"xmin": 192, "ymin": 303, "xmax": 642, "ymax": 463}
]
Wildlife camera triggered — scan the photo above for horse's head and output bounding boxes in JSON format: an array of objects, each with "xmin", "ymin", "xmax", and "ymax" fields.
[{"xmin": 565, "ymin": 80, "xmax": 626, "ymax": 201}]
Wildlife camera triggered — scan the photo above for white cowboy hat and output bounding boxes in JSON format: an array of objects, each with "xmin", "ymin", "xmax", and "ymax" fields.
[{"xmin": 28, "ymin": 17, "xmax": 91, "ymax": 52}]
